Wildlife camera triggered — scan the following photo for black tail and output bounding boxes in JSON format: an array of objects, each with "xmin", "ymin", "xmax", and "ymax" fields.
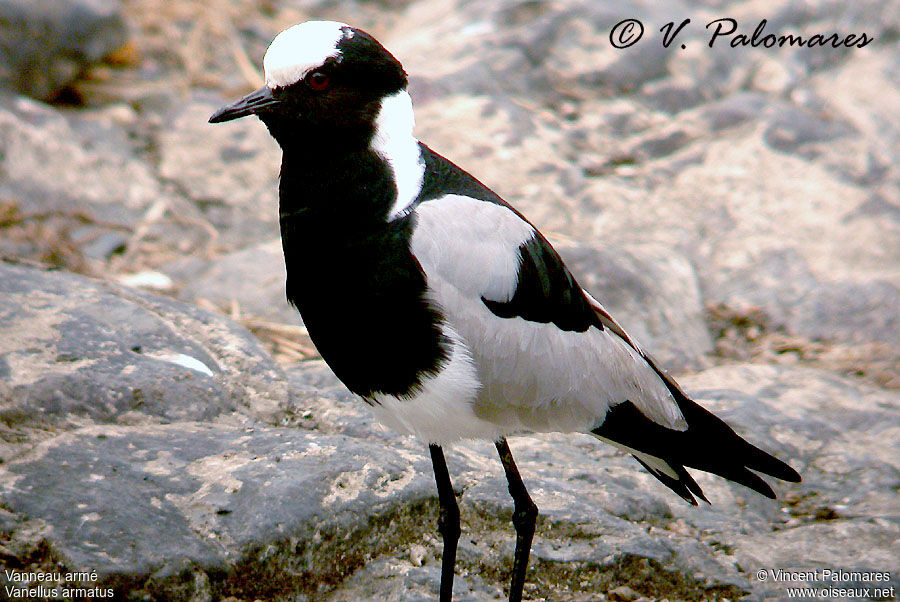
[
  {"xmin": 592, "ymin": 389, "xmax": 801, "ymax": 505},
  {"xmin": 586, "ymin": 300, "xmax": 800, "ymax": 504}
]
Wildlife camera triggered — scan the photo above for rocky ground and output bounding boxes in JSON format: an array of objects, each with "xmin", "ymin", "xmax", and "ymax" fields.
[{"xmin": 2, "ymin": 0, "xmax": 900, "ymax": 600}]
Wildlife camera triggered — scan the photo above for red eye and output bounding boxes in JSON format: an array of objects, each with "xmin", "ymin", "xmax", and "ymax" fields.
[{"xmin": 307, "ymin": 71, "xmax": 330, "ymax": 91}]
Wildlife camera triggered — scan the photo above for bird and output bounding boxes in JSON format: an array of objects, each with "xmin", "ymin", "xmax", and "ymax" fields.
[{"xmin": 209, "ymin": 20, "xmax": 801, "ymax": 601}]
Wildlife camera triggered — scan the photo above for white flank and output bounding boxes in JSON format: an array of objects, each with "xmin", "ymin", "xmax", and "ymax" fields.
[
  {"xmin": 372, "ymin": 91, "xmax": 425, "ymax": 219},
  {"xmin": 264, "ymin": 21, "xmax": 349, "ymax": 88},
  {"xmin": 370, "ymin": 325, "xmax": 500, "ymax": 445}
]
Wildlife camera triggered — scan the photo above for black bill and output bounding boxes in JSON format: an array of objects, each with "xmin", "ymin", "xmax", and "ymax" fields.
[{"xmin": 209, "ymin": 86, "xmax": 281, "ymax": 123}]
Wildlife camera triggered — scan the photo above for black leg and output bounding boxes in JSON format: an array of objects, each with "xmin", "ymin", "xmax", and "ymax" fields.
[
  {"xmin": 495, "ymin": 438, "xmax": 538, "ymax": 602},
  {"xmin": 429, "ymin": 444, "xmax": 460, "ymax": 602}
]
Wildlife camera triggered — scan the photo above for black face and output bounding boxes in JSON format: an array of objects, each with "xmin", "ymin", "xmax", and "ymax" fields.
[{"xmin": 210, "ymin": 27, "xmax": 407, "ymax": 151}]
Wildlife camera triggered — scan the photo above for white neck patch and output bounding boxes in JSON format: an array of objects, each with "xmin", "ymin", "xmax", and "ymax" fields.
[
  {"xmin": 372, "ymin": 90, "xmax": 425, "ymax": 219},
  {"xmin": 264, "ymin": 21, "xmax": 351, "ymax": 88}
]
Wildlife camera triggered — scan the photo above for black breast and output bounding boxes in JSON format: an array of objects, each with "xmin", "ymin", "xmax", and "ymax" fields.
[
  {"xmin": 274, "ymin": 140, "xmax": 455, "ymax": 399},
  {"xmin": 282, "ymin": 202, "xmax": 448, "ymax": 400}
]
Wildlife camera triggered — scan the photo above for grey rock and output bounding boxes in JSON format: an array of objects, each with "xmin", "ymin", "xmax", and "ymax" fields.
[
  {"xmin": 0, "ymin": 95, "xmax": 216, "ymax": 273},
  {"xmin": 0, "ymin": 423, "xmax": 435, "ymax": 589},
  {"xmin": 3, "ymin": 1, "xmax": 900, "ymax": 600},
  {"xmin": 553, "ymin": 239, "xmax": 713, "ymax": 372},
  {"xmin": 763, "ymin": 102, "xmax": 857, "ymax": 155},
  {"xmin": 414, "ymin": 94, "xmax": 588, "ymax": 239},
  {"xmin": 705, "ymin": 248, "xmax": 900, "ymax": 350},
  {"xmin": 794, "ymin": 279, "xmax": 900, "ymax": 347},
  {"xmin": 804, "ymin": 52, "xmax": 900, "ymax": 188},
  {"xmin": 630, "ymin": 129, "xmax": 694, "ymax": 160},
  {"xmin": 163, "ymin": 239, "xmax": 298, "ymax": 325},
  {"xmin": 0, "ymin": 0, "xmax": 127, "ymax": 101},
  {"xmin": 851, "ymin": 193, "xmax": 900, "ymax": 224},
  {"xmin": 698, "ymin": 92, "xmax": 769, "ymax": 132},
  {"xmin": 681, "ymin": 365, "xmax": 900, "ymax": 597},
  {"xmin": 400, "ymin": 0, "xmax": 693, "ymax": 104},
  {"xmin": 284, "ymin": 361, "xmax": 386, "ymax": 442},
  {"xmin": 641, "ymin": 80, "xmax": 709, "ymax": 115},
  {"xmin": 0, "ymin": 96, "xmax": 163, "ymax": 223},
  {"xmin": 396, "ymin": 0, "xmax": 878, "ymax": 111},
  {"xmin": 0, "ymin": 94, "xmax": 277, "ymax": 273},
  {"xmin": 6, "ymin": 360, "xmax": 896, "ymax": 600},
  {"xmin": 156, "ymin": 99, "xmax": 281, "ymax": 250},
  {"xmin": 579, "ymin": 105, "xmax": 900, "ymax": 369},
  {"xmin": 327, "ymin": 557, "xmax": 502, "ymax": 601},
  {"xmin": 587, "ymin": 41, "xmax": 671, "ymax": 95},
  {"xmin": 78, "ymin": 229, "xmax": 128, "ymax": 260},
  {"xmin": 608, "ymin": 584, "xmax": 639, "ymax": 601},
  {"xmin": 467, "ymin": 363, "xmax": 899, "ymax": 597},
  {"xmin": 0, "ymin": 262, "xmax": 288, "ymax": 462}
]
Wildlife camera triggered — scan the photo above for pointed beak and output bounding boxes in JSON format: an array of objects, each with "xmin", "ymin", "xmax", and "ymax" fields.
[{"xmin": 209, "ymin": 86, "xmax": 281, "ymax": 123}]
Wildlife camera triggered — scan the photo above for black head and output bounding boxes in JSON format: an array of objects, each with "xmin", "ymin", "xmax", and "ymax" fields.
[{"xmin": 209, "ymin": 21, "xmax": 408, "ymax": 149}]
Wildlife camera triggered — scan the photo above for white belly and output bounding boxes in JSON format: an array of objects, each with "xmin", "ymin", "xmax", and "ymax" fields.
[{"xmin": 369, "ymin": 324, "xmax": 504, "ymax": 445}]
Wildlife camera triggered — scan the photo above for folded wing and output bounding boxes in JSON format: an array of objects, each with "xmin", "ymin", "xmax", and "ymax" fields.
[{"xmin": 409, "ymin": 147, "xmax": 799, "ymax": 503}]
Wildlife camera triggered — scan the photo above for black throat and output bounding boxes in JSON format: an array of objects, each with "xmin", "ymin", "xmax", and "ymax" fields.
[
  {"xmin": 276, "ymin": 122, "xmax": 395, "ymax": 227},
  {"xmin": 271, "ymin": 123, "xmax": 448, "ymax": 399}
]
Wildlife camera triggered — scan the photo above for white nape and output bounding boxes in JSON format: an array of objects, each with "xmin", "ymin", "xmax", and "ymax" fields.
[
  {"xmin": 372, "ymin": 91, "xmax": 425, "ymax": 220},
  {"xmin": 264, "ymin": 20, "xmax": 350, "ymax": 89}
]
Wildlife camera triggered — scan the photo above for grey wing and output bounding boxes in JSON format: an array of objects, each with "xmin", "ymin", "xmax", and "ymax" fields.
[{"xmin": 409, "ymin": 194, "xmax": 687, "ymax": 435}]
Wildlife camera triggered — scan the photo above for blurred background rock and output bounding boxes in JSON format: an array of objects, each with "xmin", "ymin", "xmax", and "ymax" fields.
[{"xmin": 1, "ymin": 0, "xmax": 899, "ymax": 600}]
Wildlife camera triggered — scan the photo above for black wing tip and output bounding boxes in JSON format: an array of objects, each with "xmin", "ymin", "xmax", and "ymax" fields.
[
  {"xmin": 696, "ymin": 489, "xmax": 711, "ymax": 505},
  {"xmin": 740, "ymin": 441, "xmax": 803, "ymax": 484},
  {"xmin": 740, "ymin": 460, "xmax": 801, "ymax": 500},
  {"xmin": 632, "ymin": 455, "xmax": 708, "ymax": 506},
  {"xmin": 772, "ymin": 461, "xmax": 803, "ymax": 483},
  {"xmin": 765, "ymin": 463, "xmax": 802, "ymax": 484},
  {"xmin": 753, "ymin": 478, "xmax": 778, "ymax": 500},
  {"xmin": 669, "ymin": 395, "xmax": 804, "ymax": 489},
  {"xmin": 594, "ymin": 396, "xmax": 802, "ymax": 504},
  {"xmin": 722, "ymin": 465, "xmax": 788, "ymax": 500},
  {"xmin": 628, "ymin": 440, "xmax": 800, "ymax": 503}
]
